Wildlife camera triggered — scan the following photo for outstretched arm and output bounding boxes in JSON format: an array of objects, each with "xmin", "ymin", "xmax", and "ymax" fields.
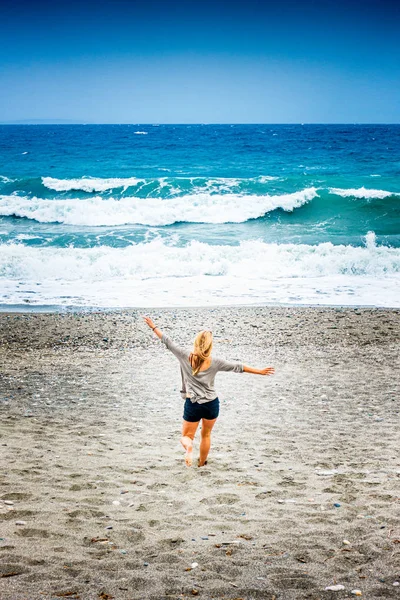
[
  {"xmin": 143, "ymin": 315, "xmax": 162, "ymax": 339},
  {"xmin": 243, "ymin": 365, "xmax": 275, "ymax": 376},
  {"xmin": 216, "ymin": 358, "xmax": 275, "ymax": 376},
  {"xmin": 142, "ymin": 315, "xmax": 187, "ymax": 360}
]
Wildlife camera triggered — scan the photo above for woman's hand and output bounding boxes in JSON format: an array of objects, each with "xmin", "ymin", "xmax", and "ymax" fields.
[
  {"xmin": 244, "ymin": 365, "xmax": 275, "ymax": 375},
  {"xmin": 260, "ymin": 367, "xmax": 275, "ymax": 376},
  {"xmin": 142, "ymin": 315, "xmax": 155, "ymax": 329}
]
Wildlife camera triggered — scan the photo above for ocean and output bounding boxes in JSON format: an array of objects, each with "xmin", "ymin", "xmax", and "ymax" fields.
[{"xmin": 0, "ymin": 124, "xmax": 399, "ymax": 308}]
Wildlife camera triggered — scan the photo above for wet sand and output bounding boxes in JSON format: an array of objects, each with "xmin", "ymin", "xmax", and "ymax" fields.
[{"xmin": 1, "ymin": 307, "xmax": 400, "ymax": 600}]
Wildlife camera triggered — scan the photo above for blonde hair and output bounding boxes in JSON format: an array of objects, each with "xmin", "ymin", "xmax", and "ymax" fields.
[{"xmin": 189, "ymin": 330, "xmax": 213, "ymax": 376}]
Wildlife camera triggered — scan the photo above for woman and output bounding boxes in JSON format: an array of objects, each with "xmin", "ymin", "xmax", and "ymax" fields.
[{"xmin": 143, "ymin": 316, "xmax": 275, "ymax": 467}]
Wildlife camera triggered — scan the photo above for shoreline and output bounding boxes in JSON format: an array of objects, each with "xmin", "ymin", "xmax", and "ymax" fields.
[
  {"xmin": 1, "ymin": 302, "xmax": 400, "ymax": 314},
  {"xmin": 1, "ymin": 307, "xmax": 399, "ymax": 599}
]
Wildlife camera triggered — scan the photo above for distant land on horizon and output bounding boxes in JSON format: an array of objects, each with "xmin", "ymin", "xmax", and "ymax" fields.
[
  {"xmin": 0, "ymin": 119, "xmax": 91, "ymax": 125},
  {"xmin": 1, "ymin": 120, "xmax": 400, "ymax": 126}
]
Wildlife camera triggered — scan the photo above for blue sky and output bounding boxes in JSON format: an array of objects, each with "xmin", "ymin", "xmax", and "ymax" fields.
[{"xmin": 0, "ymin": 0, "xmax": 399, "ymax": 123}]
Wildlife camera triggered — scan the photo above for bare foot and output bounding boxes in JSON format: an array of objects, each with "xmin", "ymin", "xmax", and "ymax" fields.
[
  {"xmin": 198, "ymin": 459, "xmax": 208, "ymax": 467},
  {"xmin": 180, "ymin": 437, "xmax": 193, "ymax": 467}
]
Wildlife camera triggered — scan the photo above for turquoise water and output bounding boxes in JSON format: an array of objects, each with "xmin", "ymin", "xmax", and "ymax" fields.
[{"xmin": 0, "ymin": 124, "xmax": 399, "ymax": 307}]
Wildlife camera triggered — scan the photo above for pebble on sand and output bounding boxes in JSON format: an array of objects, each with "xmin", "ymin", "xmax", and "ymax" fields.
[
  {"xmin": 4, "ymin": 501, "xmax": 14, "ymax": 506},
  {"xmin": 325, "ymin": 584, "xmax": 345, "ymax": 591},
  {"xmin": 15, "ymin": 521, "xmax": 26, "ymax": 525},
  {"xmin": 351, "ymin": 591, "xmax": 362, "ymax": 596},
  {"xmin": 191, "ymin": 562, "xmax": 199, "ymax": 569}
]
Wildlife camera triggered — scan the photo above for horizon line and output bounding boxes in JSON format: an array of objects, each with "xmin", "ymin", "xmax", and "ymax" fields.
[{"xmin": 1, "ymin": 122, "xmax": 400, "ymax": 126}]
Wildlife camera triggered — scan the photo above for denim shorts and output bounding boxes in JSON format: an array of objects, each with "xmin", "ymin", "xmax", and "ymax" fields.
[{"xmin": 183, "ymin": 397, "xmax": 220, "ymax": 422}]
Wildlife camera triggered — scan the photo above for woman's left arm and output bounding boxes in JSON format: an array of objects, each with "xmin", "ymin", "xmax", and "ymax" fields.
[
  {"xmin": 216, "ymin": 357, "xmax": 275, "ymax": 376},
  {"xmin": 243, "ymin": 365, "xmax": 275, "ymax": 376}
]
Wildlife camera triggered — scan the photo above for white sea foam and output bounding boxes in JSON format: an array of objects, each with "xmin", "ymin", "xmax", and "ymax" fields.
[
  {"xmin": 134, "ymin": 131, "xmax": 148, "ymax": 134},
  {"xmin": 42, "ymin": 175, "xmax": 282, "ymax": 194},
  {"xmin": 15, "ymin": 234, "xmax": 42, "ymax": 241},
  {"xmin": 0, "ymin": 188, "xmax": 318, "ymax": 226},
  {"xmin": 258, "ymin": 175, "xmax": 280, "ymax": 182},
  {"xmin": 329, "ymin": 187, "xmax": 400, "ymax": 199},
  {"xmin": 0, "ymin": 234, "xmax": 398, "ymax": 307},
  {"xmin": 42, "ymin": 177, "xmax": 145, "ymax": 193}
]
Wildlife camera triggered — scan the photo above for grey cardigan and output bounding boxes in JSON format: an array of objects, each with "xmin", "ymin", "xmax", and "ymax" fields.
[{"xmin": 161, "ymin": 334, "xmax": 244, "ymax": 403}]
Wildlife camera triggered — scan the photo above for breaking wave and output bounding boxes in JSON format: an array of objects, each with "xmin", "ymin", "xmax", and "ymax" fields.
[
  {"xmin": 0, "ymin": 233, "xmax": 398, "ymax": 307},
  {"xmin": 0, "ymin": 232, "xmax": 398, "ymax": 281},
  {"xmin": 42, "ymin": 177, "xmax": 145, "ymax": 192},
  {"xmin": 0, "ymin": 188, "xmax": 318, "ymax": 226},
  {"xmin": 329, "ymin": 187, "xmax": 400, "ymax": 199}
]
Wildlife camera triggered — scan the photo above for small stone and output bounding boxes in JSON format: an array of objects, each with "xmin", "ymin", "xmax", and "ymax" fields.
[
  {"xmin": 325, "ymin": 585, "xmax": 345, "ymax": 591},
  {"xmin": 112, "ymin": 501, "xmax": 120, "ymax": 506},
  {"xmin": 191, "ymin": 590, "xmax": 199, "ymax": 596},
  {"xmin": 143, "ymin": 562, "xmax": 149, "ymax": 567},
  {"xmin": 221, "ymin": 541, "xmax": 240, "ymax": 545},
  {"xmin": 191, "ymin": 562, "xmax": 198, "ymax": 569},
  {"xmin": 201, "ymin": 536, "xmax": 208, "ymax": 540},
  {"xmin": 105, "ymin": 526, "xmax": 113, "ymax": 530},
  {"xmin": 351, "ymin": 591, "xmax": 362, "ymax": 596},
  {"xmin": 334, "ymin": 502, "xmax": 341, "ymax": 507},
  {"xmin": 120, "ymin": 550, "xmax": 127, "ymax": 554},
  {"xmin": 4, "ymin": 501, "xmax": 14, "ymax": 506},
  {"xmin": 393, "ymin": 582, "xmax": 400, "ymax": 587},
  {"xmin": 343, "ymin": 540, "xmax": 351, "ymax": 545},
  {"xmin": 15, "ymin": 521, "xmax": 26, "ymax": 525}
]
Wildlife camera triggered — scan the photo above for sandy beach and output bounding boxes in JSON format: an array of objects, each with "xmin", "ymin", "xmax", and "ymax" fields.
[{"xmin": 1, "ymin": 306, "xmax": 399, "ymax": 600}]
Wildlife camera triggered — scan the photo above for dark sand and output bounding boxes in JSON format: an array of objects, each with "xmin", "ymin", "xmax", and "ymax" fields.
[{"xmin": 1, "ymin": 307, "xmax": 399, "ymax": 600}]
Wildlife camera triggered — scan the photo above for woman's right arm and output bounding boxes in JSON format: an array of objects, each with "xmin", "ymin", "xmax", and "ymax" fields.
[
  {"xmin": 143, "ymin": 315, "xmax": 162, "ymax": 339},
  {"xmin": 243, "ymin": 365, "xmax": 275, "ymax": 376},
  {"xmin": 142, "ymin": 316, "xmax": 186, "ymax": 360}
]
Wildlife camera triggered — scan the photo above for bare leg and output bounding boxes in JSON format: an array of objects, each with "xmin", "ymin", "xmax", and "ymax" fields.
[
  {"xmin": 199, "ymin": 418, "xmax": 217, "ymax": 467},
  {"xmin": 181, "ymin": 420, "xmax": 200, "ymax": 467}
]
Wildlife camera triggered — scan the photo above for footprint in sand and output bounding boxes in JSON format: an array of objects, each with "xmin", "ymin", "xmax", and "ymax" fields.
[
  {"xmin": 1, "ymin": 492, "xmax": 33, "ymax": 501},
  {"xmin": 0, "ymin": 563, "xmax": 27, "ymax": 578},
  {"xmin": 15, "ymin": 528, "xmax": 50, "ymax": 538},
  {"xmin": 126, "ymin": 530, "xmax": 145, "ymax": 543},
  {"xmin": 158, "ymin": 537, "xmax": 185, "ymax": 548},
  {"xmin": 200, "ymin": 493, "xmax": 240, "ymax": 505},
  {"xmin": 271, "ymin": 568, "xmax": 316, "ymax": 590},
  {"xmin": 146, "ymin": 482, "xmax": 168, "ymax": 490}
]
